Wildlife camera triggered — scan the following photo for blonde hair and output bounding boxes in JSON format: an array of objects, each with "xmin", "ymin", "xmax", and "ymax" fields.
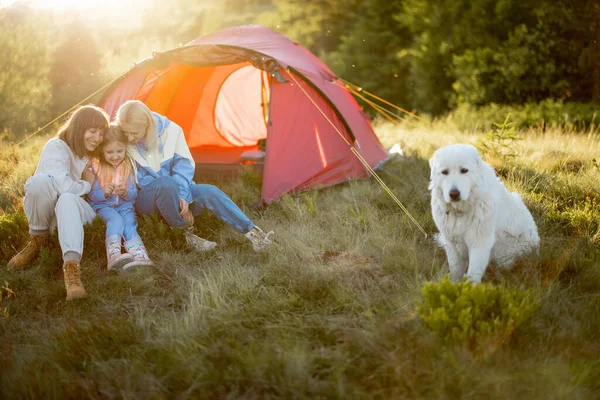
[
  {"xmin": 116, "ymin": 100, "xmax": 159, "ymax": 170},
  {"xmin": 57, "ymin": 105, "xmax": 109, "ymax": 158},
  {"xmin": 94, "ymin": 124, "xmax": 133, "ymax": 188}
]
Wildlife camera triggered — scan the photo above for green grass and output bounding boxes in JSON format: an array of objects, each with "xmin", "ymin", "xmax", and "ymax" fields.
[{"xmin": 1, "ymin": 120, "xmax": 600, "ymax": 399}]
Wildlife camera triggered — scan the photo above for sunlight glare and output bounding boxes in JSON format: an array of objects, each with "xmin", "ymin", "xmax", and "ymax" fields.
[{"xmin": 2, "ymin": 0, "xmax": 126, "ymax": 11}]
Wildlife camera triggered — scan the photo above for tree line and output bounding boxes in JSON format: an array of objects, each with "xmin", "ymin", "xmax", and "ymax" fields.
[{"xmin": 1, "ymin": 0, "xmax": 598, "ymax": 139}]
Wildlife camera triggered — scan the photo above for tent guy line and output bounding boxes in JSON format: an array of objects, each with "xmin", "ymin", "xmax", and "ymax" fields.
[
  {"xmin": 12, "ymin": 69, "xmax": 428, "ymax": 236},
  {"xmin": 287, "ymin": 71, "xmax": 428, "ymax": 237},
  {"xmin": 14, "ymin": 25, "xmax": 426, "ymax": 226},
  {"xmin": 14, "ymin": 75, "xmax": 124, "ymax": 147}
]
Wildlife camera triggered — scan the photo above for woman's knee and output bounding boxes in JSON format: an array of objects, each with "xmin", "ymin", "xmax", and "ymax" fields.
[
  {"xmin": 24, "ymin": 175, "xmax": 54, "ymax": 197},
  {"xmin": 192, "ymin": 184, "xmax": 225, "ymax": 201},
  {"xmin": 154, "ymin": 176, "xmax": 179, "ymax": 197},
  {"xmin": 54, "ymin": 193, "xmax": 80, "ymax": 213}
]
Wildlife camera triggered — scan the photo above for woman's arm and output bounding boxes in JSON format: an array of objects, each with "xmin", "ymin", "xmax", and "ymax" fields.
[
  {"xmin": 169, "ymin": 126, "xmax": 195, "ymax": 203},
  {"xmin": 38, "ymin": 140, "xmax": 91, "ymax": 196}
]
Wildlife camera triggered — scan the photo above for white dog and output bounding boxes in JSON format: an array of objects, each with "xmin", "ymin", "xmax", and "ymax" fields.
[{"xmin": 428, "ymin": 144, "xmax": 539, "ymax": 283}]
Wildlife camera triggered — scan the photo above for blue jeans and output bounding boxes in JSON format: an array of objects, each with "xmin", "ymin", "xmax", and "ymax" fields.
[
  {"xmin": 97, "ymin": 206, "xmax": 141, "ymax": 242},
  {"xmin": 135, "ymin": 176, "xmax": 255, "ymax": 233}
]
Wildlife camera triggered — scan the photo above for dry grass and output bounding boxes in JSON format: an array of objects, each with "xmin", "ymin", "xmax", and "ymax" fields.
[{"xmin": 0, "ymin": 120, "xmax": 599, "ymax": 399}]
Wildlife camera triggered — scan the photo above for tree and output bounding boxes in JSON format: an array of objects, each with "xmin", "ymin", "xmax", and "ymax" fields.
[
  {"xmin": 0, "ymin": 4, "xmax": 52, "ymax": 140},
  {"xmin": 48, "ymin": 17, "xmax": 103, "ymax": 115},
  {"xmin": 324, "ymin": 0, "xmax": 412, "ymax": 116}
]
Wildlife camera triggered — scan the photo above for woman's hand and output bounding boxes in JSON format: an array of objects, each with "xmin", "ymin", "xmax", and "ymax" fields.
[
  {"xmin": 82, "ymin": 164, "xmax": 95, "ymax": 186},
  {"xmin": 182, "ymin": 210, "xmax": 194, "ymax": 226},
  {"xmin": 179, "ymin": 198, "xmax": 189, "ymax": 215},
  {"xmin": 103, "ymin": 183, "xmax": 116, "ymax": 198},
  {"xmin": 179, "ymin": 198, "xmax": 194, "ymax": 226}
]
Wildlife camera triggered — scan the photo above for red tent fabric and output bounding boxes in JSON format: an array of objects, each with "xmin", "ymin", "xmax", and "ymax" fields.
[{"xmin": 99, "ymin": 25, "xmax": 389, "ymax": 204}]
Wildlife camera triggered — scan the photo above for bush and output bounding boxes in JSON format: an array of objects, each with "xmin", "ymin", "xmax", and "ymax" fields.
[
  {"xmin": 446, "ymin": 100, "xmax": 599, "ymax": 132},
  {"xmin": 0, "ymin": 212, "xmax": 29, "ymax": 263},
  {"xmin": 476, "ymin": 114, "xmax": 522, "ymax": 161},
  {"xmin": 416, "ymin": 276, "xmax": 538, "ymax": 352}
]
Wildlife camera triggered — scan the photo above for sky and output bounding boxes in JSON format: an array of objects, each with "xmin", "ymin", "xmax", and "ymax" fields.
[
  {"xmin": 2, "ymin": 0, "xmax": 126, "ymax": 10},
  {"xmin": 0, "ymin": 0, "xmax": 153, "ymax": 18}
]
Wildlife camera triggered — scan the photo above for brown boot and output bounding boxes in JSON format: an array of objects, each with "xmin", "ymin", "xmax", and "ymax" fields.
[
  {"xmin": 62, "ymin": 261, "xmax": 87, "ymax": 301},
  {"xmin": 7, "ymin": 235, "xmax": 48, "ymax": 270}
]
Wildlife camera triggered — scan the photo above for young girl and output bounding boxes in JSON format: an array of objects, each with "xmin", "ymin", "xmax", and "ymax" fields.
[
  {"xmin": 86, "ymin": 125, "xmax": 153, "ymax": 271},
  {"xmin": 7, "ymin": 105, "xmax": 109, "ymax": 301},
  {"xmin": 115, "ymin": 100, "xmax": 274, "ymax": 252}
]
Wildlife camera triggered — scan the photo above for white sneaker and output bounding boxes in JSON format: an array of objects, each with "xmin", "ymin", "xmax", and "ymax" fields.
[
  {"xmin": 185, "ymin": 227, "xmax": 217, "ymax": 252},
  {"xmin": 245, "ymin": 227, "xmax": 274, "ymax": 252}
]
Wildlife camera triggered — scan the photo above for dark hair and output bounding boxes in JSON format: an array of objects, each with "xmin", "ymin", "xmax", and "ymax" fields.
[{"xmin": 57, "ymin": 105, "xmax": 109, "ymax": 158}]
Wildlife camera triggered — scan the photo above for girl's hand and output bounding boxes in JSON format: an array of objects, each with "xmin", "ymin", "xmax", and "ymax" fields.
[
  {"xmin": 82, "ymin": 164, "xmax": 95, "ymax": 185},
  {"xmin": 114, "ymin": 184, "xmax": 127, "ymax": 197},
  {"xmin": 103, "ymin": 183, "xmax": 115, "ymax": 198}
]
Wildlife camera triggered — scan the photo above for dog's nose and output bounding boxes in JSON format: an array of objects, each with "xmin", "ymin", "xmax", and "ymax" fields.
[{"xmin": 449, "ymin": 188, "xmax": 461, "ymax": 201}]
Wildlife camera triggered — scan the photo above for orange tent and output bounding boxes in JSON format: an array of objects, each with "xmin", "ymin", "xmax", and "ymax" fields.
[{"xmin": 99, "ymin": 25, "xmax": 389, "ymax": 204}]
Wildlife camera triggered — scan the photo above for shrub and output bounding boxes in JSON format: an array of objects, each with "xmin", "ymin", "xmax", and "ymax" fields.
[
  {"xmin": 416, "ymin": 276, "xmax": 538, "ymax": 353},
  {"xmin": 447, "ymin": 100, "xmax": 599, "ymax": 132},
  {"xmin": 0, "ymin": 212, "xmax": 29, "ymax": 263},
  {"xmin": 476, "ymin": 114, "xmax": 522, "ymax": 161}
]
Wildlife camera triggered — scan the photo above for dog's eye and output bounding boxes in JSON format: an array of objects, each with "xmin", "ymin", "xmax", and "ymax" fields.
[
  {"xmin": 441, "ymin": 169, "xmax": 449, "ymax": 175},
  {"xmin": 460, "ymin": 168, "xmax": 469, "ymax": 174}
]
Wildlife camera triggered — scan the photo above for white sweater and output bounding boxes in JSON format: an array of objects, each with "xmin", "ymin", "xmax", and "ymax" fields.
[{"xmin": 31, "ymin": 138, "xmax": 92, "ymax": 196}]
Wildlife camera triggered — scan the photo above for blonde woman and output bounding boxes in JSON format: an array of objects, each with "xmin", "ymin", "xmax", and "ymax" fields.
[
  {"xmin": 115, "ymin": 100, "xmax": 273, "ymax": 252},
  {"xmin": 7, "ymin": 105, "xmax": 110, "ymax": 300}
]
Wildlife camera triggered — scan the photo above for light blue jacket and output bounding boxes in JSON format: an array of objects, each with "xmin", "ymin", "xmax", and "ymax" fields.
[{"xmin": 127, "ymin": 113, "xmax": 195, "ymax": 202}]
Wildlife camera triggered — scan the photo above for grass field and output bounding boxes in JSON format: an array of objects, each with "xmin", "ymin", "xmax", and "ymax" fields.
[{"xmin": 1, "ymin": 119, "xmax": 599, "ymax": 399}]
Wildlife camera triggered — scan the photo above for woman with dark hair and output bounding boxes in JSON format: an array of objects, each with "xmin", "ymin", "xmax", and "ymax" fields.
[
  {"xmin": 7, "ymin": 105, "xmax": 110, "ymax": 300},
  {"xmin": 116, "ymin": 100, "xmax": 274, "ymax": 252}
]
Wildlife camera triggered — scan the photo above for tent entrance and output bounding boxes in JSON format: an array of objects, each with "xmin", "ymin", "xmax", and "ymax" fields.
[
  {"xmin": 136, "ymin": 60, "xmax": 271, "ymax": 180},
  {"xmin": 185, "ymin": 62, "xmax": 271, "ymax": 180}
]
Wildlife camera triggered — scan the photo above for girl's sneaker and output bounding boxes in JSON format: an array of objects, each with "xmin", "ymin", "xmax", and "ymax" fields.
[
  {"xmin": 106, "ymin": 234, "xmax": 134, "ymax": 271},
  {"xmin": 123, "ymin": 239, "xmax": 154, "ymax": 271}
]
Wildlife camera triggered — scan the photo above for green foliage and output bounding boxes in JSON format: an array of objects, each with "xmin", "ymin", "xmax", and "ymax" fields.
[
  {"xmin": 321, "ymin": 0, "xmax": 411, "ymax": 114},
  {"xmin": 136, "ymin": 213, "xmax": 188, "ymax": 251},
  {"xmin": 452, "ymin": 25, "xmax": 568, "ymax": 106},
  {"xmin": 48, "ymin": 18, "xmax": 103, "ymax": 115},
  {"xmin": 476, "ymin": 114, "xmax": 522, "ymax": 161},
  {"xmin": 278, "ymin": 191, "xmax": 319, "ymax": 220},
  {"xmin": 2, "ymin": 123, "xmax": 600, "ymax": 398},
  {"xmin": 447, "ymin": 100, "xmax": 599, "ymax": 132},
  {"xmin": 416, "ymin": 276, "xmax": 538, "ymax": 350},
  {"xmin": 261, "ymin": 0, "xmax": 360, "ymax": 54},
  {"xmin": 0, "ymin": 6, "xmax": 52, "ymax": 139},
  {"xmin": 399, "ymin": 0, "xmax": 600, "ymax": 114},
  {"xmin": 227, "ymin": 165, "xmax": 263, "ymax": 207},
  {"xmin": 0, "ymin": 212, "xmax": 29, "ymax": 263},
  {"xmin": 36, "ymin": 245, "xmax": 63, "ymax": 279},
  {"xmin": 545, "ymin": 196, "xmax": 600, "ymax": 238}
]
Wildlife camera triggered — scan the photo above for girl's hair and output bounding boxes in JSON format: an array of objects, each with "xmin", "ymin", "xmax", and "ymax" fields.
[
  {"xmin": 94, "ymin": 124, "xmax": 133, "ymax": 188},
  {"xmin": 57, "ymin": 105, "xmax": 109, "ymax": 158},
  {"xmin": 116, "ymin": 100, "xmax": 159, "ymax": 170}
]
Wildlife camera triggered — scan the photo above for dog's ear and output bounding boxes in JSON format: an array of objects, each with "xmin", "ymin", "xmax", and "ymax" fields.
[
  {"xmin": 428, "ymin": 155, "xmax": 437, "ymax": 190},
  {"xmin": 428, "ymin": 156, "xmax": 437, "ymax": 176},
  {"xmin": 429, "ymin": 154, "xmax": 437, "ymax": 171}
]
